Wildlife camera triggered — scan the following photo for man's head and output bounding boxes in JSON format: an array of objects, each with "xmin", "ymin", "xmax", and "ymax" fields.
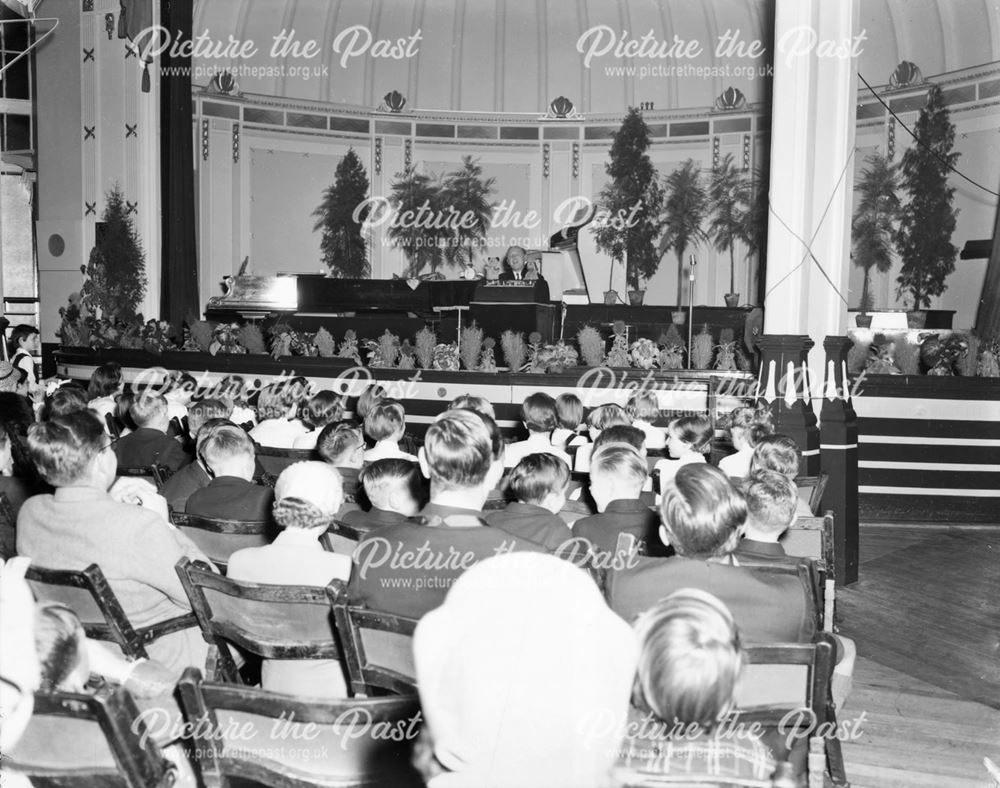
[
  {"xmin": 521, "ymin": 393, "xmax": 557, "ymax": 434},
  {"xmin": 198, "ymin": 423, "xmax": 256, "ymax": 481},
  {"xmin": 27, "ymin": 410, "xmax": 115, "ymax": 490},
  {"xmin": 361, "ymin": 458, "xmax": 421, "ymax": 517},
  {"xmin": 420, "ymin": 409, "xmax": 501, "ymax": 500},
  {"xmin": 589, "ymin": 444, "xmax": 647, "ymax": 512},
  {"xmin": 742, "ymin": 470, "xmax": 797, "ymax": 540},
  {"xmin": 507, "ymin": 453, "xmax": 570, "ymax": 513},
  {"xmin": 273, "ymin": 461, "xmax": 344, "ymax": 534},
  {"xmin": 659, "ymin": 464, "xmax": 746, "ymax": 559},
  {"xmin": 504, "ymin": 245, "xmax": 527, "ymax": 274},
  {"xmin": 187, "ymin": 398, "xmax": 233, "ymax": 438},
  {"xmin": 316, "ymin": 422, "xmax": 365, "ymax": 468},
  {"xmin": 364, "ymin": 399, "xmax": 406, "ymax": 443},
  {"xmin": 130, "ymin": 393, "xmax": 170, "ymax": 432},
  {"xmin": 632, "ymin": 589, "xmax": 742, "ymax": 730}
]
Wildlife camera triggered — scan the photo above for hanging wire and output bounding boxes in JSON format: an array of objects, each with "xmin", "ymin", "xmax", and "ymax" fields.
[{"xmin": 858, "ymin": 72, "xmax": 1000, "ymax": 199}]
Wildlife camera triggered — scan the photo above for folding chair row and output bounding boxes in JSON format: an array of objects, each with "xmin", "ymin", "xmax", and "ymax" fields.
[
  {"xmin": 24, "ymin": 562, "xmax": 198, "ymax": 661},
  {"xmin": 116, "ymin": 463, "xmax": 173, "ymax": 490},
  {"xmin": 175, "ymin": 558, "xmax": 418, "ymax": 696},
  {"xmin": 169, "ymin": 510, "xmax": 274, "ymax": 574}
]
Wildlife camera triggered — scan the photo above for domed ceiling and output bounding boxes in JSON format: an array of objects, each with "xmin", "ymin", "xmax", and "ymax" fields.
[{"xmin": 191, "ymin": 0, "xmax": 1000, "ymax": 113}]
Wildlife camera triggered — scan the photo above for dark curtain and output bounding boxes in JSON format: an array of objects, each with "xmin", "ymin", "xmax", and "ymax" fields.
[{"xmin": 159, "ymin": 0, "xmax": 199, "ymax": 326}]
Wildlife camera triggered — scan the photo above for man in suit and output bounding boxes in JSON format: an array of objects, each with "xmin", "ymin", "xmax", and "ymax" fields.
[
  {"xmin": 498, "ymin": 245, "xmax": 544, "ymax": 282},
  {"xmin": 606, "ymin": 464, "xmax": 815, "ymax": 644},
  {"xmin": 113, "ymin": 392, "xmax": 190, "ymax": 472},
  {"xmin": 348, "ymin": 409, "xmax": 546, "ymax": 619}
]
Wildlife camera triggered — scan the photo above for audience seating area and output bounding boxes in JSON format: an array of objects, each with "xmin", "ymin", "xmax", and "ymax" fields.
[{"xmin": 1, "ymin": 369, "xmax": 854, "ymax": 787}]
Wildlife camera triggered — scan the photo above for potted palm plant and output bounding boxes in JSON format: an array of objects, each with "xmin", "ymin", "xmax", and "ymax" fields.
[
  {"xmin": 660, "ymin": 159, "xmax": 708, "ymax": 316},
  {"xmin": 851, "ymin": 152, "xmax": 900, "ymax": 329},
  {"xmin": 593, "ymin": 108, "xmax": 664, "ymax": 306},
  {"xmin": 707, "ymin": 154, "xmax": 751, "ymax": 308}
]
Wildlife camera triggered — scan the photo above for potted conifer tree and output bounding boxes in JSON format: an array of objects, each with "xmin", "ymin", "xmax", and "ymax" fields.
[
  {"xmin": 851, "ymin": 152, "xmax": 900, "ymax": 329},
  {"xmin": 313, "ymin": 148, "xmax": 370, "ymax": 278},
  {"xmin": 707, "ymin": 154, "xmax": 752, "ymax": 307}
]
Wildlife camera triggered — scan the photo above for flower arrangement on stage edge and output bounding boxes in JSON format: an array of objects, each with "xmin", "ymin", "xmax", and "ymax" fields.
[
  {"xmin": 432, "ymin": 343, "xmax": 460, "ymax": 371},
  {"xmin": 479, "ymin": 338, "xmax": 497, "ymax": 372},
  {"xmin": 629, "ymin": 338, "xmax": 658, "ymax": 370},
  {"xmin": 364, "ymin": 330, "xmax": 400, "ymax": 368},
  {"xmin": 605, "ymin": 321, "xmax": 630, "ymax": 367},
  {"xmin": 577, "ymin": 325, "xmax": 605, "ymax": 368},
  {"xmin": 415, "ymin": 327, "xmax": 437, "ymax": 369},
  {"xmin": 501, "ymin": 331, "xmax": 527, "ymax": 372},
  {"xmin": 336, "ymin": 330, "xmax": 361, "ymax": 364},
  {"xmin": 313, "ymin": 327, "xmax": 336, "ymax": 358},
  {"xmin": 460, "ymin": 323, "xmax": 484, "ymax": 371},
  {"xmin": 210, "ymin": 322, "xmax": 246, "ymax": 356},
  {"xmin": 657, "ymin": 325, "xmax": 686, "ymax": 370}
]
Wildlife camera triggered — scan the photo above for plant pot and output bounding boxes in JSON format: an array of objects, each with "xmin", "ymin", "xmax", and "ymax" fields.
[
  {"xmin": 724, "ymin": 293, "xmax": 740, "ymax": 308},
  {"xmin": 627, "ymin": 289, "xmax": 645, "ymax": 306},
  {"xmin": 855, "ymin": 313, "xmax": 873, "ymax": 329},
  {"xmin": 671, "ymin": 310, "xmax": 686, "ymax": 325},
  {"xmin": 906, "ymin": 310, "xmax": 927, "ymax": 329},
  {"xmin": 603, "ymin": 290, "xmax": 619, "ymax": 306}
]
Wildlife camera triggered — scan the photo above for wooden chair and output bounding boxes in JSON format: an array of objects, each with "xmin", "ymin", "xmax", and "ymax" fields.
[
  {"xmin": 327, "ymin": 579, "xmax": 418, "ymax": 696},
  {"xmin": 733, "ymin": 632, "xmax": 847, "ymax": 788},
  {"xmin": 177, "ymin": 668, "xmax": 423, "ymax": 788},
  {"xmin": 793, "ymin": 474, "xmax": 829, "ymax": 516},
  {"xmin": 0, "ymin": 490, "xmax": 15, "ymax": 560},
  {"xmin": 25, "ymin": 562, "xmax": 197, "ymax": 660},
  {"xmin": 169, "ymin": 511, "xmax": 273, "ymax": 573},
  {"xmin": 253, "ymin": 444, "xmax": 317, "ymax": 477},
  {"xmin": 745, "ymin": 561, "xmax": 823, "ymax": 639},
  {"xmin": 783, "ymin": 511, "xmax": 836, "ymax": 632},
  {"xmin": 320, "ymin": 519, "xmax": 366, "ymax": 556},
  {"xmin": 175, "ymin": 557, "xmax": 343, "ymax": 684},
  {"xmin": 116, "ymin": 464, "xmax": 171, "ymax": 490},
  {"xmin": 5, "ymin": 685, "xmax": 175, "ymax": 788}
]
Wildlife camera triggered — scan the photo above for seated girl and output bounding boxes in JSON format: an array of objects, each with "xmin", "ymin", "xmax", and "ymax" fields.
[
  {"xmin": 719, "ymin": 406, "xmax": 773, "ymax": 480},
  {"xmin": 551, "ymin": 392, "xmax": 588, "ymax": 449},
  {"xmin": 626, "ymin": 391, "xmax": 666, "ymax": 451},
  {"xmin": 652, "ymin": 415, "xmax": 713, "ymax": 490}
]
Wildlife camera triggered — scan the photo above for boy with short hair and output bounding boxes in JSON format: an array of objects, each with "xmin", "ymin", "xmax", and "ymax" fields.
[
  {"xmin": 161, "ymin": 417, "xmax": 229, "ymax": 513},
  {"xmin": 486, "ymin": 453, "xmax": 574, "ymax": 554},
  {"xmin": 503, "ymin": 392, "xmax": 572, "ymax": 469},
  {"xmin": 349, "ymin": 409, "xmax": 545, "ymax": 618},
  {"xmin": 114, "ymin": 392, "xmax": 190, "ymax": 471},
  {"xmin": 626, "ymin": 391, "xmax": 666, "ymax": 450},
  {"xmin": 341, "ymin": 458, "xmax": 421, "ymax": 532},
  {"xmin": 574, "ymin": 444, "xmax": 662, "ymax": 559},
  {"xmin": 735, "ymin": 470, "xmax": 810, "ymax": 569},
  {"xmin": 185, "ymin": 423, "xmax": 274, "ymax": 521},
  {"xmin": 363, "ymin": 400, "xmax": 418, "ymax": 463},
  {"xmin": 8, "ymin": 324, "xmax": 40, "ymax": 389}
]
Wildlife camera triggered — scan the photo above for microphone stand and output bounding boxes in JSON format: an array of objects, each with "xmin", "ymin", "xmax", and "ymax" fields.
[{"xmin": 687, "ymin": 257, "xmax": 696, "ymax": 370}]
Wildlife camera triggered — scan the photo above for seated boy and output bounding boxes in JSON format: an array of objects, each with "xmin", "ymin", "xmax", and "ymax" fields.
[
  {"xmin": 341, "ymin": 458, "xmax": 421, "ymax": 533},
  {"xmin": 574, "ymin": 444, "xmax": 663, "ymax": 561},
  {"xmin": 486, "ymin": 453, "xmax": 574, "ymax": 554},
  {"xmin": 113, "ymin": 392, "xmax": 191, "ymax": 472},
  {"xmin": 574, "ymin": 403, "xmax": 631, "ymax": 472},
  {"xmin": 185, "ymin": 424, "xmax": 274, "ymax": 521},
  {"xmin": 348, "ymin": 409, "xmax": 546, "ymax": 619},
  {"xmin": 363, "ymin": 400, "xmax": 418, "ymax": 463},
  {"xmin": 503, "ymin": 393, "xmax": 572, "ymax": 469},
  {"xmin": 606, "ymin": 464, "xmax": 815, "ymax": 645},
  {"xmin": 161, "ymin": 417, "xmax": 229, "ymax": 513},
  {"xmin": 227, "ymin": 462, "xmax": 352, "ymax": 698},
  {"xmin": 615, "ymin": 589, "xmax": 775, "ymax": 783},
  {"xmin": 316, "ymin": 421, "xmax": 365, "ymax": 500},
  {"xmin": 164, "ymin": 371, "xmax": 197, "ymax": 424},
  {"xmin": 750, "ymin": 434, "xmax": 813, "ymax": 517},
  {"xmin": 735, "ymin": 470, "xmax": 811, "ymax": 569}
]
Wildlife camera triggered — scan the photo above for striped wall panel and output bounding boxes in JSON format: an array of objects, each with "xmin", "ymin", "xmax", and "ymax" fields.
[{"xmin": 852, "ymin": 376, "xmax": 1000, "ymax": 523}]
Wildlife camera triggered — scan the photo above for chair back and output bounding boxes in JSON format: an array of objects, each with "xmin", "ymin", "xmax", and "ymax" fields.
[
  {"xmin": 177, "ymin": 668, "xmax": 423, "ymax": 788},
  {"xmin": 794, "ymin": 474, "xmax": 829, "ymax": 515},
  {"xmin": 253, "ymin": 444, "xmax": 317, "ymax": 477},
  {"xmin": 328, "ymin": 580, "xmax": 418, "ymax": 695},
  {"xmin": 175, "ymin": 558, "xmax": 341, "ymax": 683},
  {"xmin": 0, "ymin": 491, "xmax": 15, "ymax": 560},
  {"xmin": 169, "ymin": 511, "xmax": 272, "ymax": 572},
  {"xmin": 320, "ymin": 519, "xmax": 366, "ymax": 557},
  {"xmin": 782, "ymin": 511, "xmax": 836, "ymax": 632},
  {"xmin": 116, "ymin": 464, "xmax": 171, "ymax": 490},
  {"xmin": 25, "ymin": 563, "xmax": 149, "ymax": 659},
  {"xmin": 5, "ymin": 686, "xmax": 172, "ymax": 788},
  {"xmin": 732, "ymin": 632, "xmax": 846, "ymax": 785}
]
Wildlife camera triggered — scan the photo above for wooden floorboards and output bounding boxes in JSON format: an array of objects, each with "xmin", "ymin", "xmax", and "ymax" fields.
[{"xmin": 837, "ymin": 524, "xmax": 1000, "ymax": 787}]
